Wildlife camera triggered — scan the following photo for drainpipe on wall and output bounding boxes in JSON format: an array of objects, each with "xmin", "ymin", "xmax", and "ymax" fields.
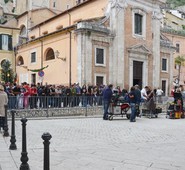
[
  {"xmin": 69, "ymin": 31, "xmax": 72, "ymax": 86},
  {"xmin": 39, "ymin": 26, "xmax": 43, "ymax": 85},
  {"xmin": 68, "ymin": 11, "xmax": 72, "ymax": 86}
]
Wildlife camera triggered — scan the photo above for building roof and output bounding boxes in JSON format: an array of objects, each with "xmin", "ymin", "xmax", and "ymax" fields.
[{"xmin": 29, "ymin": 0, "xmax": 95, "ymax": 30}]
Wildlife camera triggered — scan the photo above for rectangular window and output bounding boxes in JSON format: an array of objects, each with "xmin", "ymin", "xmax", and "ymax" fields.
[
  {"xmin": 31, "ymin": 52, "xmax": 36, "ymax": 63},
  {"xmin": 162, "ymin": 80, "xmax": 166, "ymax": 96},
  {"xmin": 96, "ymin": 76, "xmax": 104, "ymax": 86},
  {"xmin": 53, "ymin": 1, "xmax": 56, "ymax": 7},
  {"xmin": 162, "ymin": 58, "xmax": 167, "ymax": 71},
  {"xmin": 31, "ymin": 73, "xmax": 36, "ymax": 84},
  {"xmin": 2, "ymin": 35, "xmax": 8, "ymax": 50},
  {"xmin": 176, "ymin": 43, "xmax": 180, "ymax": 53},
  {"xmin": 135, "ymin": 13, "xmax": 142, "ymax": 35},
  {"xmin": 96, "ymin": 48, "xmax": 104, "ymax": 65}
]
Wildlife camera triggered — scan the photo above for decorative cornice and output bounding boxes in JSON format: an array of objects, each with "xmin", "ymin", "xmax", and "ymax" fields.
[{"xmin": 127, "ymin": 44, "xmax": 152, "ymax": 55}]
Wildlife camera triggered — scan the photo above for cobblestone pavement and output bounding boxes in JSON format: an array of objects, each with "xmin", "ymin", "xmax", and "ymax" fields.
[{"xmin": 0, "ymin": 114, "xmax": 185, "ymax": 170}]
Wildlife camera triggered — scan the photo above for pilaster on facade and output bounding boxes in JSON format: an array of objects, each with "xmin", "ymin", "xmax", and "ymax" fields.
[
  {"xmin": 109, "ymin": 0, "xmax": 127, "ymax": 88},
  {"xmin": 152, "ymin": 10, "xmax": 163, "ymax": 88}
]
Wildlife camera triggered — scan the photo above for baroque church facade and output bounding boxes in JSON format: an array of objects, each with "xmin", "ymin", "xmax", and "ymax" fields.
[{"xmin": 5, "ymin": 0, "xmax": 174, "ymax": 95}]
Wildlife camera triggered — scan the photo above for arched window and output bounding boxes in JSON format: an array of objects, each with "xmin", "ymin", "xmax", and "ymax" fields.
[
  {"xmin": 1, "ymin": 59, "xmax": 6, "ymax": 67},
  {"xmin": 19, "ymin": 25, "xmax": 27, "ymax": 44},
  {"xmin": 20, "ymin": 25, "xmax": 26, "ymax": 37},
  {"xmin": 17, "ymin": 56, "xmax": 24, "ymax": 65},
  {"xmin": 45, "ymin": 48, "xmax": 55, "ymax": 61}
]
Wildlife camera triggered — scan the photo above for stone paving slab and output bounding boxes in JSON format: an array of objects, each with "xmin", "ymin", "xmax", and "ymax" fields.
[{"xmin": 0, "ymin": 114, "xmax": 185, "ymax": 170}]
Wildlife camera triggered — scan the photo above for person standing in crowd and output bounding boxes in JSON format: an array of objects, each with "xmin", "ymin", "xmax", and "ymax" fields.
[
  {"xmin": 0, "ymin": 84, "xmax": 8, "ymax": 131},
  {"xmin": 81, "ymin": 84, "xmax": 87, "ymax": 107},
  {"xmin": 30, "ymin": 84, "xmax": 37, "ymax": 109},
  {"xmin": 75, "ymin": 82, "xmax": 81, "ymax": 106},
  {"xmin": 147, "ymin": 88, "xmax": 157, "ymax": 118},
  {"xmin": 134, "ymin": 85, "xmax": 141, "ymax": 117},
  {"xmin": 87, "ymin": 83, "xmax": 93, "ymax": 106},
  {"xmin": 128, "ymin": 86, "xmax": 137, "ymax": 122},
  {"xmin": 141, "ymin": 86, "xmax": 148, "ymax": 101},
  {"xmin": 12, "ymin": 83, "xmax": 21, "ymax": 108},
  {"xmin": 102, "ymin": 84, "xmax": 113, "ymax": 120},
  {"xmin": 156, "ymin": 87, "xmax": 163, "ymax": 103},
  {"xmin": 23, "ymin": 83, "xmax": 30, "ymax": 109}
]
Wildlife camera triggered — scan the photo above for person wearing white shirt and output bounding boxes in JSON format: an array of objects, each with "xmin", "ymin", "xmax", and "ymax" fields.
[
  {"xmin": 156, "ymin": 87, "xmax": 163, "ymax": 103},
  {"xmin": 141, "ymin": 86, "xmax": 148, "ymax": 101}
]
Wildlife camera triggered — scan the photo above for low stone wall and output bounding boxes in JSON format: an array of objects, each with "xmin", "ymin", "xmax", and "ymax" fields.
[
  {"xmin": 7, "ymin": 102, "xmax": 168, "ymax": 119},
  {"xmin": 7, "ymin": 106, "xmax": 103, "ymax": 118}
]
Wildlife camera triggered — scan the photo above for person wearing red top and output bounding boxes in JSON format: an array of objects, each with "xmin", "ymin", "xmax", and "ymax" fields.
[{"xmin": 30, "ymin": 84, "xmax": 37, "ymax": 109}]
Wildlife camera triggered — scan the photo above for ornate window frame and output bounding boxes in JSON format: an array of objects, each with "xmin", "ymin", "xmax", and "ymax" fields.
[
  {"xmin": 94, "ymin": 46, "xmax": 106, "ymax": 67},
  {"xmin": 132, "ymin": 8, "xmax": 146, "ymax": 39}
]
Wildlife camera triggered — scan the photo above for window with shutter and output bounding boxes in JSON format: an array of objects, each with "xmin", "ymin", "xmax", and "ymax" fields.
[
  {"xmin": 2, "ymin": 34, "xmax": 8, "ymax": 50},
  {"xmin": 31, "ymin": 52, "xmax": 36, "ymax": 63},
  {"xmin": 135, "ymin": 13, "xmax": 142, "ymax": 35},
  {"xmin": 162, "ymin": 58, "xmax": 167, "ymax": 71},
  {"xmin": 8, "ymin": 35, "xmax": 12, "ymax": 51},
  {"xmin": 132, "ymin": 9, "xmax": 146, "ymax": 38},
  {"xmin": 0, "ymin": 34, "xmax": 12, "ymax": 51}
]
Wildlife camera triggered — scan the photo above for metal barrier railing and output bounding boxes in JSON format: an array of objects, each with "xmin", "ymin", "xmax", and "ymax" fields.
[{"xmin": 7, "ymin": 95, "xmax": 103, "ymax": 110}]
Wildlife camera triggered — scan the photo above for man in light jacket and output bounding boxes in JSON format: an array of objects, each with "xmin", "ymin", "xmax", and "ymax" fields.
[{"xmin": 0, "ymin": 84, "xmax": 8, "ymax": 131}]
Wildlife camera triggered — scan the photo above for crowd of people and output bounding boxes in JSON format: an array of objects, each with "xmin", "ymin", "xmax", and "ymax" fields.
[
  {"xmin": 0, "ymin": 81, "xmax": 165, "ymax": 129},
  {"xmin": 0, "ymin": 82, "xmax": 110, "ymax": 109}
]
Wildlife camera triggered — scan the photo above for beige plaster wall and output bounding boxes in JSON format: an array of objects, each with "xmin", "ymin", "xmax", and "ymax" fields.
[
  {"xmin": 30, "ymin": 9, "xmax": 56, "ymax": 27},
  {"xmin": 16, "ymin": 0, "xmax": 107, "ymax": 85},
  {"xmin": 16, "ymin": 30, "xmax": 77, "ymax": 85},
  {"xmin": 29, "ymin": 0, "xmax": 106, "ymax": 39}
]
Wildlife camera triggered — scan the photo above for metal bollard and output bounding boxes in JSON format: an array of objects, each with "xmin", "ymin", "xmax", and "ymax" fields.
[
  {"xmin": 9, "ymin": 110, "xmax": 17, "ymax": 150},
  {"xmin": 20, "ymin": 118, "xmax": 30, "ymax": 170},
  {"xmin": 3, "ymin": 104, "xmax": 9, "ymax": 137},
  {"xmin": 42, "ymin": 132, "xmax": 52, "ymax": 170}
]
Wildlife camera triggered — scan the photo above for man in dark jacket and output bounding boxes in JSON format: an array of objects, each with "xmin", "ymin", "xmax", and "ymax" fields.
[{"xmin": 103, "ymin": 84, "xmax": 113, "ymax": 120}]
